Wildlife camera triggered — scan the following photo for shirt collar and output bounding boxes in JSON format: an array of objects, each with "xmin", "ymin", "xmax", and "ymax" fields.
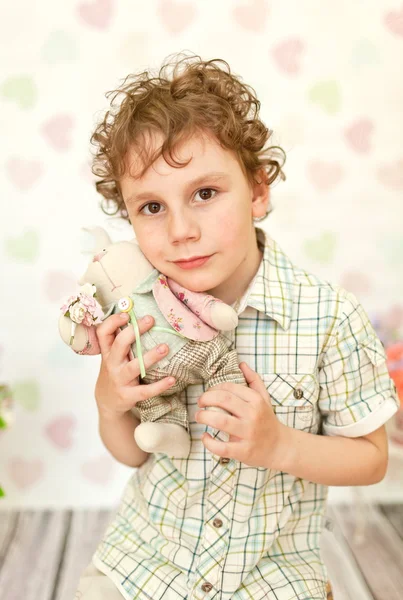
[{"xmin": 235, "ymin": 227, "xmax": 295, "ymax": 331}]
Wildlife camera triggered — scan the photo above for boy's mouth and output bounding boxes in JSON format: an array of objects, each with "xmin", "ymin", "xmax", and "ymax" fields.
[{"xmin": 173, "ymin": 255, "xmax": 213, "ymax": 269}]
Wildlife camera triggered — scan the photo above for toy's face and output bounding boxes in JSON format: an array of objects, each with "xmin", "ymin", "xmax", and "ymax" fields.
[{"xmin": 79, "ymin": 240, "xmax": 155, "ymax": 308}]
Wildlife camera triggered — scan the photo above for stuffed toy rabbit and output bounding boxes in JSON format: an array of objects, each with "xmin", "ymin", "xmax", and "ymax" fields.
[{"xmin": 58, "ymin": 227, "xmax": 247, "ymax": 458}]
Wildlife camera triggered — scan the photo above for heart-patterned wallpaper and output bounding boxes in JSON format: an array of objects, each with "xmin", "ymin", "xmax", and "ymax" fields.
[{"xmin": 1, "ymin": 0, "xmax": 402, "ymax": 507}]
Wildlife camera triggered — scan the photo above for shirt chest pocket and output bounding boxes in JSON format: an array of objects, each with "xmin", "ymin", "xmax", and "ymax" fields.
[{"xmin": 261, "ymin": 372, "xmax": 321, "ymax": 434}]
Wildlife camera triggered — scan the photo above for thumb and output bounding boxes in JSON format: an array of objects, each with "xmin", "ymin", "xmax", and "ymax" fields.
[{"xmin": 239, "ymin": 362, "xmax": 270, "ymax": 400}]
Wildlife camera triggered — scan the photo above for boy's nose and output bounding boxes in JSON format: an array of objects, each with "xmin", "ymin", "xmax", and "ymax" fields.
[{"xmin": 168, "ymin": 211, "xmax": 200, "ymax": 242}]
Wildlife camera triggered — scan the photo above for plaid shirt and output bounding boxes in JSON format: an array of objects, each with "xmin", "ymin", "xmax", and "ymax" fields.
[{"xmin": 92, "ymin": 227, "xmax": 399, "ymax": 600}]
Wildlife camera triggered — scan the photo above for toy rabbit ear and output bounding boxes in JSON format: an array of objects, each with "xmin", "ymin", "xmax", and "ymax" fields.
[{"xmin": 81, "ymin": 226, "xmax": 112, "ymax": 252}]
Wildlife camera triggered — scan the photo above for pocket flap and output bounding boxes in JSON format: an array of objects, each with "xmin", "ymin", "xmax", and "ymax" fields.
[{"xmin": 261, "ymin": 372, "xmax": 319, "ymax": 407}]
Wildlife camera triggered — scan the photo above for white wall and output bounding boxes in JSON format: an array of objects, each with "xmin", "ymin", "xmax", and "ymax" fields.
[{"xmin": 1, "ymin": 0, "xmax": 402, "ymax": 507}]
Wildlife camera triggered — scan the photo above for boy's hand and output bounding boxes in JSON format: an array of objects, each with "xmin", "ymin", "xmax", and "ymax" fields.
[
  {"xmin": 94, "ymin": 313, "xmax": 176, "ymax": 421},
  {"xmin": 195, "ymin": 362, "xmax": 288, "ymax": 469}
]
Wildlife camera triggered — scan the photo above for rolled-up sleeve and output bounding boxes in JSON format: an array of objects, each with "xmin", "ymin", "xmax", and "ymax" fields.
[{"xmin": 318, "ymin": 291, "xmax": 400, "ymax": 437}]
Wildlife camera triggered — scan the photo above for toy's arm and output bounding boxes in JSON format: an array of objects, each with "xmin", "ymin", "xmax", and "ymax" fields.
[
  {"xmin": 58, "ymin": 313, "xmax": 101, "ymax": 355},
  {"xmin": 58, "ymin": 283, "xmax": 104, "ymax": 355},
  {"xmin": 166, "ymin": 278, "xmax": 238, "ymax": 331}
]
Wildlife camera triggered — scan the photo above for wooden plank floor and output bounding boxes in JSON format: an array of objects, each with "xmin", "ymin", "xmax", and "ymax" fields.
[{"xmin": 0, "ymin": 504, "xmax": 402, "ymax": 599}]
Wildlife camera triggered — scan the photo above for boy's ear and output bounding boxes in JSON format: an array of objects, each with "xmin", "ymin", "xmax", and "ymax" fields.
[{"xmin": 251, "ymin": 167, "xmax": 270, "ymax": 218}]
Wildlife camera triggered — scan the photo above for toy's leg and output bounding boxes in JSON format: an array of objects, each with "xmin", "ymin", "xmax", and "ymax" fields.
[
  {"xmin": 133, "ymin": 377, "xmax": 191, "ymax": 457},
  {"xmin": 135, "ymin": 376, "xmax": 189, "ymax": 429},
  {"xmin": 200, "ymin": 340, "xmax": 248, "ymax": 447},
  {"xmin": 134, "ymin": 419, "xmax": 191, "ymax": 457},
  {"xmin": 204, "ymin": 347, "xmax": 247, "ymax": 390}
]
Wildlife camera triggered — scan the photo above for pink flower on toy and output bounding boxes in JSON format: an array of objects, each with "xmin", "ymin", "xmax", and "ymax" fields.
[
  {"xmin": 60, "ymin": 295, "xmax": 77, "ymax": 313},
  {"xmin": 60, "ymin": 283, "xmax": 104, "ymax": 326},
  {"xmin": 60, "ymin": 283, "xmax": 104, "ymax": 346}
]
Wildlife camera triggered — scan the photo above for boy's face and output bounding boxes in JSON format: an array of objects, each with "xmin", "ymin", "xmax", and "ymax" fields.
[{"xmin": 119, "ymin": 130, "xmax": 268, "ymax": 302}]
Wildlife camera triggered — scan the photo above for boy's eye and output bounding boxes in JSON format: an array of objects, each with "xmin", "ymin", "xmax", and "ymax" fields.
[
  {"xmin": 138, "ymin": 188, "xmax": 218, "ymax": 216},
  {"xmin": 195, "ymin": 187, "xmax": 217, "ymax": 202}
]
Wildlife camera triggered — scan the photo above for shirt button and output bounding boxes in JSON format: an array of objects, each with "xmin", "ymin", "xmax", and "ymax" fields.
[
  {"xmin": 213, "ymin": 518, "xmax": 223, "ymax": 528},
  {"xmin": 219, "ymin": 457, "xmax": 230, "ymax": 464},
  {"xmin": 201, "ymin": 582, "xmax": 213, "ymax": 592},
  {"xmin": 293, "ymin": 387, "xmax": 304, "ymax": 399}
]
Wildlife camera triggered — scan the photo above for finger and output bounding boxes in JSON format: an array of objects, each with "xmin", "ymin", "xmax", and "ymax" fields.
[
  {"xmin": 201, "ymin": 433, "xmax": 241, "ymax": 459},
  {"xmin": 123, "ymin": 375, "xmax": 176, "ymax": 406},
  {"xmin": 239, "ymin": 362, "xmax": 270, "ymax": 402},
  {"xmin": 108, "ymin": 315, "xmax": 155, "ymax": 368},
  {"xmin": 95, "ymin": 312, "xmax": 131, "ymax": 357},
  {"xmin": 196, "ymin": 409, "xmax": 242, "ymax": 437},
  {"xmin": 198, "ymin": 390, "xmax": 251, "ymax": 418},
  {"xmin": 120, "ymin": 341, "xmax": 171, "ymax": 386},
  {"xmin": 207, "ymin": 380, "xmax": 254, "ymax": 403}
]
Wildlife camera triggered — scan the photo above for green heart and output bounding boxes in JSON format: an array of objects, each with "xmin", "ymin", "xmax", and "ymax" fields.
[
  {"xmin": 41, "ymin": 30, "xmax": 79, "ymax": 65},
  {"xmin": 11, "ymin": 380, "xmax": 40, "ymax": 411},
  {"xmin": 351, "ymin": 39, "xmax": 380, "ymax": 69},
  {"xmin": 5, "ymin": 230, "xmax": 40, "ymax": 263},
  {"xmin": 308, "ymin": 80, "xmax": 341, "ymax": 114},
  {"xmin": 303, "ymin": 232, "xmax": 338, "ymax": 264},
  {"xmin": 378, "ymin": 235, "xmax": 403, "ymax": 266},
  {"xmin": 1, "ymin": 76, "xmax": 36, "ymax": 109}
]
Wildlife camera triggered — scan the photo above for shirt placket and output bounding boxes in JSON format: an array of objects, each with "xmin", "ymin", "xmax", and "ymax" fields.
[
  {"xmin": 190, "ymin": 325, "xmax": 238, "ymax": 599},
  {"xmin": 189, "ymin": 452, "xmax": 237, "ymax": 600}
]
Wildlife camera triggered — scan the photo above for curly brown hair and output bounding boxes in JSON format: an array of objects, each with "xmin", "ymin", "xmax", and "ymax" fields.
[{"xmin": 90, "ymin": 51, "xmax": 286, "ymax": 224}]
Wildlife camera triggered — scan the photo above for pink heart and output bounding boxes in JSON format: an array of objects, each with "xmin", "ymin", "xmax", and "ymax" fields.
[
  {"xmin": 272, "ymin": 38, "xmax": 304, "ymax": 75},
  {"xmin": 340, "ymin": 271, "xmax": 372, "ymax": 295},
  {"xmin": 158, "ymin": 0, "xmax": 196, "ymax": 34},
  {"xmin": 385, "ymin": 8, "xmax": 403, "ymax": 37},
  {"xmin": 383, "ymin": 305, "xmax": 403, "ymax": 330},
  {"xmin": 233, "ymin": 0, "xmax": 269, "ymax": 32},
  {"xmin": 78, "ymin": 0, "xmax": 114, "ymax": 30},
  {"xmin": 44, "ymin": 414, "xmax": 77, "ymax": 449},
  {"xmin": 344, "ymin": 118, "xmax": 373, "ymax": 153},
  {"xmin": 8, "ymin": 458, "xmax": 45, "ymax": 490},
  {"xmin": 307, "ymin": 161, "xmax": 343, "ymax": 191},
  {"xmin": 41, "ymin": 114, "xmax": 74, "ymax": 151},
  {"xmin": 81, "ymin": 455, "xmax": 116, "ymax": 485},
  {"xmin": 44, "ymin": 270, "xmax": 77, "ymax": 303},
  {"xmin": 6, "ymin": 158, "xmax": 43, "ymax": 190},
  {"xmin": 377, "ymin": 160, "xmax": 403, "ymax": 190}
]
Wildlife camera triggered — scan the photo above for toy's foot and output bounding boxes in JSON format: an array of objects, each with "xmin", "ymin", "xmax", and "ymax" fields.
[
  {"xmin": 134, "ymin": 422, "xmax": 191, "ymax": 458},
  {"xmin": 210, "ymin": 302, "xmax": 239, "ymax": 330}
]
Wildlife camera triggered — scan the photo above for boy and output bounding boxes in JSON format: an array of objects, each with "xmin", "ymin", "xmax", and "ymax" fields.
[{"xmin": 76, "ymin": 54, "xmax": 399, "ymax": 599}]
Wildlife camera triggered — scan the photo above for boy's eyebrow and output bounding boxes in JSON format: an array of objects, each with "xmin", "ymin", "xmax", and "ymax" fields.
[{"xmin": 125, "ymin": 171, "xmax": 229, "ymax": 204}]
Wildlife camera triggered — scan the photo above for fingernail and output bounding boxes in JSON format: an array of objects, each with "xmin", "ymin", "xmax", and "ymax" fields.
[
  {"xmin": 120, "ymin": 313, "xmax": 129, "ymax": 319},
  {"xmin": 157, "ymin": 344, "xmax": 168, "ymax": 354},
  {"xmin": 144, "ymin": 315, "xmax": 152, "ymax": 324}
]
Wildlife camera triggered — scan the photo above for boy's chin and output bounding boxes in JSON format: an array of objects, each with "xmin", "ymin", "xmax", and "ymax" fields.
[{"xmin": 172, "ymin": 271, "xmax": 219, "ymax": 293}]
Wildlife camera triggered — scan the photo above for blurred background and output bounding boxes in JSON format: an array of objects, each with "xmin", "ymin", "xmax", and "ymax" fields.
[{"xmin": 1, "ymin": 0, "xmax": 403, "ymax": 511}]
